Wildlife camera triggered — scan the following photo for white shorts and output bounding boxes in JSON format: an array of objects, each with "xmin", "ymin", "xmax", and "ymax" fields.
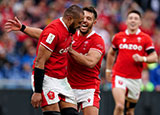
[
  {"xmin": 73, "ymin": 88, "xmax": 100, "ymax": 109},
  {"xmin": 31, "ymin": 75, "xmax": 76, "ymax": 107},
  {"xmin": 112, "ymin": 75, "xmax": 142, "ymax": 100}
]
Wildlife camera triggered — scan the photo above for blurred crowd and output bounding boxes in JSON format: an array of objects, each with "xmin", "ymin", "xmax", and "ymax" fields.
[{"xmin": 0, "ymin": 0, "xmax": 160, "ymax": 91}]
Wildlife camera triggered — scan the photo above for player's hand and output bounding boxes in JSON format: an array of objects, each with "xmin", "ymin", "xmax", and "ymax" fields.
[
  {"xmin": 31, "ymin": 92, "xmax": 42, "ymax": 108},
  {"xmin": 68, "ymin": 46, "xmax": 74, "ymax": 54},
  {"xmin": 106, "ymin": 71, "xmax": 112, "ymax": 83},
  {"xmin": 132, "ymin": 53, "xmax": 143, "ymax": 62},
  {"xmin": 4, "ymin": 17, "xmax": 22, "ymax": 32}
]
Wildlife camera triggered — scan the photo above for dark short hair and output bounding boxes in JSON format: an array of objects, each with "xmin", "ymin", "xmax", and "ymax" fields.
[
  {"xmin": 83, "ymin": 6, "xmax": 97, "ymax": 19},
  {"xmin": 127, "ymin": 10, "xmax": 142, "ymax": 18},
  {"xmin": 64, "ymin": 5, "xmax": 84, "ymax": 19}
]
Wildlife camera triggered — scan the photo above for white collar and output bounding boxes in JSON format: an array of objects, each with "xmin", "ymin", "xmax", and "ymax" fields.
[
  {"xmin": 125, "ymin": 29, "xmax": 141, "ymax": 35},
  {"xmin": 60, "ymin": 17, "xmax": 69, "ymax": 31},
  {"xmin": 77, "ymin": 30, "xmax": 95, "ymax": 38}
]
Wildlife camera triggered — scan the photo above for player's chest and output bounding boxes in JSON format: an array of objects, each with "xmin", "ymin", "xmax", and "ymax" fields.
[
  {"xmin": 57, "ymin": 34, "xmax": 72, "ymax": 54},
  {"xmin": 72, "ymin": 37, "xmax": 92, "ymax": 53},
  {"xmin": 117, "ymin": 36, "xmax": 145, "ymax": 51}
]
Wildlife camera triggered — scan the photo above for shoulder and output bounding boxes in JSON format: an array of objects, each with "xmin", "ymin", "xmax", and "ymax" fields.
[
  {"xmin": 47, "ymin": 19, "xmax": 60, "ymax": 28},
  {"xmin": 112, "ymin": 31, "xmax": 125, "ymax": 41},
  {"xmin": 115, "ymin": 31, "xmax": 126, "ymax": 37},
  {"xmin": 92, "ymin": 32, "xmax": 102, "ymax": 39},
  {"xmin": 43, "ymin": 19, "xmax": 61, "ymax": 34},
  {"xmin": 139, "ymin": 31, "xmax": 150, "ymax": 36},
  {"xmin": 139, "ymin": 32, "xmax": 152, "ymax": 41},
  {"xmin": 91, "ymin": 33, "xmax": 105, "ymax": 43}
]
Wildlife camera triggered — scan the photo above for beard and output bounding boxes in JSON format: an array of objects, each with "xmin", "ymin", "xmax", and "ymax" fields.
[
  {"xmin": 80, "ymin": 23, "xmax": 93, "ymax": 35},
  {"xmin": 68, "ymin": 22, "xmax": 78, "ymax": 34}
]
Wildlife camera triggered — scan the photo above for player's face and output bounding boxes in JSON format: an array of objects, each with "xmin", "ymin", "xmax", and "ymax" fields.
[
  {"xmin": 126, "ymin": 13, "xmax": 141, "ymax": 31},
  {"xmin": 80, "ymin": 11, "xmax": 96, "ymax": 35},
  {"xmin": 69, "ymin": 13, "xmax": 84, "ymax": 34}
]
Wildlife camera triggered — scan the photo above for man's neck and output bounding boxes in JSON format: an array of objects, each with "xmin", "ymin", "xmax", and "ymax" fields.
[
  {"xmin": 128, "ymin": 28, "xmax": 138, "ymax": 34},
  {"xmin": 79, "ymin": 29, "xmax": 92, "ymax": 37},
  {"xmin": 62, "ymin": 17, "xmax": 70, "ymax": 29}
]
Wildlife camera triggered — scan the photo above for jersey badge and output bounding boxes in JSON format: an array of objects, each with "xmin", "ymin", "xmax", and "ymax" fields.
[
  {"xmin": 46, "ymin": 33, "xmax": 55, "ymax": 44},
  {"xmin": 84, "ymin": 41, "xmax": 88, "ymax": 47},
  {"xmin": 118, "ymin": 80, "xmax": 123, "ymax": 85},
  {"xmin": 137, "ymin": 37, "xmax": 141, "ymax": 43},
  {"xmin": 47, "ymin": 91, "xmax": 55, "ymax": 100},
  {"xmin": 87, "ymin": 98, "xmax": 91, "ymax": 103},
  {"xmin": 123, "ymin": 38, "xmax": 126, "ymax": 42}
]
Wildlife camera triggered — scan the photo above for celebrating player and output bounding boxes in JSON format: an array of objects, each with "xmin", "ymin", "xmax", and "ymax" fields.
[
  {"xmin": 5, "ymin": 6, "xmax": 105, "ymax": 115},
  {"xmin": 6, "ymin": 5, "xmax": 84, "ymax": 115},
  {"xmin": 68, "ymin": 6, "xmax": 105, "ymax": 115},
  {"xmin": 106, "ymin": 10, "xmax": 158, "ymax": 115}
]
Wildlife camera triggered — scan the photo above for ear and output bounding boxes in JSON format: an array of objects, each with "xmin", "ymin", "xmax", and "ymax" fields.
[
  {"xmin": 93, "ymin": 20, "xmax": 97, "ymax": 25},
  {"xmin": 67, "ymin": 16, "xmax": 74, "ymax": 25},
  {"xmin": 139, "ymin": 20, "xmax": 142, "ymax": 26}
]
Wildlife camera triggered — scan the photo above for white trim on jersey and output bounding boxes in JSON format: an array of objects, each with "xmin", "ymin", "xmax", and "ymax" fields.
[
  {"xmin": 87, "ymin": 31, "xmax": 95, "ymax": 38},
  {"xmin": 60, "ymin": 17, "xmax": 69, "ymax": 31},
  {"xmin": 40, "ymin": 42, "xmax": 53, "ymax": 52},
  {"xmin": 146, "ymin": 46, "xmax": 155, "ymax": 51},
  {"xmin": 125, "ymin": 29, "xmax": 141, "ymax": 35},
  {"xmin": 77, "ymin": 30, "xmax": 95, "ymax": 38},
  {"xmin": 77, "ymin": 30, "xmax": 80, "ymax": 36},
  {"xmin": 90, "ymin": 48, "xmax": 102, "ymax": 55}
]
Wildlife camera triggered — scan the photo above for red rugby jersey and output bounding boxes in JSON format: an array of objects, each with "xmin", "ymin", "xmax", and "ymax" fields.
[
  {"xmin": 67, "ymin": 31, "xmax": 106, "ymax": 89},
  {"xmin": 33, "ymin": 17, "xmax": 72, "ymax": 79},
  {"xmin": 112, "ymin": 29, "xmax": 155, "ymax": 79}
]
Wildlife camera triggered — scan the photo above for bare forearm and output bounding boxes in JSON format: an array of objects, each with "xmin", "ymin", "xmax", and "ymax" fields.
[
  {"xmin": 69, "ymin": 49, "xmax": 97, "ymax": 68},
  {"xmin": 24, "ymin": 26, "xmax": 42, "ymax": 39},
  {"xmin": 106, "ymin": 53, "xmax": 115, "ymax": 70},
  {"xmin": 146, "ymin": 52, "xmax": 158, "ymax": 63},
  {"xmin": 106, "ymin": 48, "xmax": 116, "ymax": 70}
]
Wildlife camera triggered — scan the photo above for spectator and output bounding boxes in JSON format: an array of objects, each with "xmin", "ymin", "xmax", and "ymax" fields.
[{"xmin": 141, "ymin": 69, "xmax": 154, "ymax": 92}]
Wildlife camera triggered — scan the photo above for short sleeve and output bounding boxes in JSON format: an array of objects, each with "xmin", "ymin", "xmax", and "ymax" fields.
[
  {"xmin": 40, "ymin": 27, "xmax": 58, "ymax": 52},
  {"xmin": 90, "ymin": 36, "xmax": 105, "ymax": 55},
  {"xmin": 144, "ymin": 35, "xmax": 155, "ymax": 51}
]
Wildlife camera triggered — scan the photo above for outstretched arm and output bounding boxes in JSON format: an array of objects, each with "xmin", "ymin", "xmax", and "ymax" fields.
[{"xmin": 5, "ymin": 17, "xmax": 42, "ymax": 39}]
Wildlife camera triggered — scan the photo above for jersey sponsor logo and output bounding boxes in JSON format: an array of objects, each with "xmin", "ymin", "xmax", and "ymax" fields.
[
  {"xmin": 59, "ymin": 46, "xmax": 70, "ymax": 54},
  {"xmin": 119, "ymin": 43, "xmax": 142, "ymax": 51},
  {"xmin": 46, "ymin": 33, "xmax": 55, "ymax": 44},
  {"xmin": 47, "ymin": 91, "xmax": 55, "ymax": 100}
]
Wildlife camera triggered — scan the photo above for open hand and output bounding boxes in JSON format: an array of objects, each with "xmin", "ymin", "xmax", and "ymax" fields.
[{"xmin": 4, "ymin": 17, "xmax": 22, "ymax": 32}]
